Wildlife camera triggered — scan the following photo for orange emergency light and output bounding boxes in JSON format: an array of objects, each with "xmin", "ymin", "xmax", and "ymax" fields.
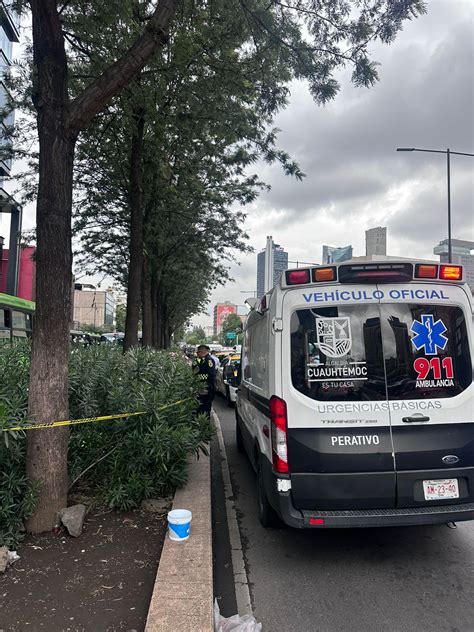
[
  {"xmin": 439, "ymin": 265, "xmax": 462, "ymax": 281},
  {"xmin": 313, "ymin": 267, "xmax": 336, "ymax": 282},
  {"xmin": 415, "ymin": 264, "xmax": 438, "ymax": 279}
]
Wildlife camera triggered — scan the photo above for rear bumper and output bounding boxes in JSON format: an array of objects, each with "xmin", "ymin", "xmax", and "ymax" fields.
[
  {"xmin": 278, "ymin": 495, "xmax": 474, "ymax": 528},
  {"xmin": 261, "ymin": 460, "xmax": 474, "ymax": 528}
]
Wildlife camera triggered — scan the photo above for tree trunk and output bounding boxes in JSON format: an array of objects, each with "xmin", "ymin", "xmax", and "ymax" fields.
[
  {"xmin": 151, "ymin": 274, "xmax": 159, "ymax": 348},
  {"xmin": 124, "ymin": 106, "xmax": 145, "ymax": 351},
  {"xmin": 157, "ymin": 284, "xmax": 165, "ymax": 349},
  {"xmin": 26, "ymin": 1, "xmax": 75, "ymax": 533},
  {"xmin": 162, "ymin": 301, "xmax": 170, "ymax": 349},
  {"xmin": 141, "ymin": 257, "xmax": 153, "ymax": 347}
]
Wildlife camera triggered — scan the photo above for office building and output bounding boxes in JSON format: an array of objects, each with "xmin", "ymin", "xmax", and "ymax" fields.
[
  {"xmin": 213, "ymin": 302, "xmax": 237, "ymax": 336},
  {"xmin": 433, "ymin": 239, "xmax": 474, "ymax": 291},
  {"xmin": 256, "ymin": 240, "xmax": 288, "ymax": 298},
  {"xmin": 73, "ymin": 285, "xmax": 116, "ymax": 328},
  {"xmin": 322, "ymin": 244, "xmax": 353, "ymax": 264},
  {"xmin": 1, "ymin": 3, "xmax": 19, "ymax": 182},
  {"xmin": 365, "ymin": 227, "xmax": 387, "ymax": 257},
  {"xmin": 0, "ymin": 244, "xmax": 35, "ymax": 300}
]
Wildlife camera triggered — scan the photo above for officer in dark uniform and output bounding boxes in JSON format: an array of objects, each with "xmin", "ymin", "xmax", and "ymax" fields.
[{"xmin": 192, "ymin": 344, "xmax": 217, "ymax": 418}]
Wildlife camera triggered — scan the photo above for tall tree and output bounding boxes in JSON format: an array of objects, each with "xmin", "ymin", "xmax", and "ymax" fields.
[
  {"xmin": 70, "ymin": 0, "xmax": 426, "ymax": 352},
  {"xmin": 25, "ymin": 0, "xmax": 179, "ymax": 533}
]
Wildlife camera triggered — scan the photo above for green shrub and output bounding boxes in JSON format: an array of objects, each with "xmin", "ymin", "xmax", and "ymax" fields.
[
  {"xmin": 0, "ymin": 342, "xmax": 37, "ymax": 547},
  {"xmin": 0, "ymin": 343, "xmax": 211, "ymax": 543},
  {"xmin": 68, "ymin": 345, "xmax": 212, "ymax": 509}
]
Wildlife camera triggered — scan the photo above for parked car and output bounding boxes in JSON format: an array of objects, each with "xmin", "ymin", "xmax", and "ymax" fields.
[
  {"xmin": 216, "ymin": 353, "xmax": 241, "ymax": 406},
  {"xmin": 100, "ymin": 332, "xmax": 125, "ymax": 344}
]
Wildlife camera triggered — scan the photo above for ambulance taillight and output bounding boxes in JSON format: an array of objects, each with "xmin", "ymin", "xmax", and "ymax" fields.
[{"xmin": 270, "ymin": 396, "xmax": 289, "ymax": 474}]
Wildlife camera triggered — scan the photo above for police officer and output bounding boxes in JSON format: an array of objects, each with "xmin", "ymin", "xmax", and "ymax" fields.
[{"xmin": 192, "ymin": 344, "xmax": 216, "ymax": 418}]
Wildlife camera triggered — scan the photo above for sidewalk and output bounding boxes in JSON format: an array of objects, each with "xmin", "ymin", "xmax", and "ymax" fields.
[{"xmin": 145, "ymin": 451, "xmax": 213, "ymax": 632}]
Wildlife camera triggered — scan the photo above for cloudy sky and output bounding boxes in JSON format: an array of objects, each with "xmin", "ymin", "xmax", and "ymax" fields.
[
  {"xmin": 194, "ymin": 0, "xmax": 474, "ymax": 327},
  {"xmin": 2, "ymin": 1, "xmax": 473, "ymax": 330}
]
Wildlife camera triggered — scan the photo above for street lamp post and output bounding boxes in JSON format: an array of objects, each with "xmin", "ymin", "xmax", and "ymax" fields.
[
  {"xmin": 396, "ymin": 147, "xmax": 474, "ymax": 263},
  {"xmin": 240, "ymin": 290, "xmax": 257, "ymax": 297}
]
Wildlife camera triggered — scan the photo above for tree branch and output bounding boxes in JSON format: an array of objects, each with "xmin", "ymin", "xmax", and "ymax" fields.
[{"xmin": 66, "ymin": 0, "xmax": 180, "ymax": 135}]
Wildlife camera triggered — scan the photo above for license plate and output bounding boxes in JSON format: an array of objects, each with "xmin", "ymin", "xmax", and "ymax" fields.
[{"xmin": 423, "ymin": 478, "xmax": 459, "ymax": 500}]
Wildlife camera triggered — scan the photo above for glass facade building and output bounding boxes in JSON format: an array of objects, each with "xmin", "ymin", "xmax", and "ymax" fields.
[
  {"xmin": 322, "ymin": 244, "xmax": 353, "ymax": 264},
  {"xmin": 1, "ymin": 2, "xmax": 19, "ymax": 181}
]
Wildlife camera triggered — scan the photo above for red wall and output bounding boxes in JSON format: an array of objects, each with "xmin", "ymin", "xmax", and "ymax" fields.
[{"xmin": 0, "ymin": 246, "xmax": 36, "ymax": 301}]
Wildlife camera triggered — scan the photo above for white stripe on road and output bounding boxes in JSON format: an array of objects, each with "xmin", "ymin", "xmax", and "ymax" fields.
[{"xmin": 212, "ymin": 410, "xmax": 253, "ymax": 617}]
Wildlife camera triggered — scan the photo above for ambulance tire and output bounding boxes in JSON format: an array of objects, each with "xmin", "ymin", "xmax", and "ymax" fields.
[
  {"xmin": 257, "ymin": 458, "xmax": 280, "ymax": 528},
  {"xmin": 235, "ymin": 415, "xmax": 244, "ymax": 453}
]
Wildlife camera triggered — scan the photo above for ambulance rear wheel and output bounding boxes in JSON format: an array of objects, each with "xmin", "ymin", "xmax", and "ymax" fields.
[{"xmin": 257, "ymin": 459, "xmax": 280, "ymax": 528}]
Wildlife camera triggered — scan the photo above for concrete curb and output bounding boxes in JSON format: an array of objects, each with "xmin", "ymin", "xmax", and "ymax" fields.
[
  {"xmin": 145, "ymin": 451, "xmax": 213, "ymax": 632},
  {"xmin": 213, "ymin": 411, "xmax": 253, "ymax": 617}
]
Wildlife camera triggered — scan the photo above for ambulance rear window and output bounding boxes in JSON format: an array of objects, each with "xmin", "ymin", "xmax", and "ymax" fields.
[
  {"xmin": 290, "ymin": 304, "xmax": 472, "ymax": 402},
  {"xmin": 380, "ymin": 304, "xmax": 471, "ymax": 400},
  {"xmin": 290, "ymin": 306, "xmax": 386, "ymax": 402}
]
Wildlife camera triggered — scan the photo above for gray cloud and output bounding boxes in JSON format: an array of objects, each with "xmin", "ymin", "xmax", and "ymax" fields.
[
  {"xmin": 261, "ymin": 14, "xmax": 474, "ymax": 220},
  {"xmin": 200, "ymin": 1, "xmax": 474, "ymax": 323},
  {"xmin": 388, "ymin": 170, "xmax": 474, "ymax": 244}
]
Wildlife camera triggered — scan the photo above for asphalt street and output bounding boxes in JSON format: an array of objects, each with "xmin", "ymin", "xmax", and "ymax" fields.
[{"xmin": 213, "ymin": 395, "xmax": 474, "ymax": 632}]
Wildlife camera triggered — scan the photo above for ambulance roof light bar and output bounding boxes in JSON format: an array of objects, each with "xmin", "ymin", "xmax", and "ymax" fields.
[
  {"xmin": 338, "ymin": 263, "xmax": 413, "ymax": 284},
  {"xmin": 283, "ymin": 261, "xmax": 464, "ymax": 288}
]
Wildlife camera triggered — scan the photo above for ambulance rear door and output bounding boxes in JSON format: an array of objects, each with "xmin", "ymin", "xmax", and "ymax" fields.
[
  {"xmin": 378, "ymin": 283, "xmax": 474, "ymax": 508},
  {"xmin": 282, "ymin": 284, "xmax": 396, "ymax": 510}
]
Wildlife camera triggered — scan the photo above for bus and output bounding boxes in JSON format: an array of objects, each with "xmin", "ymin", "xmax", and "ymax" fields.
[
  {"xmin": 0, "ymin": 292, "xmax": 34, "ymax": 344},
  {"xmin": 0, "ymin": 293, "xmax": 102, "ymax": 345}
]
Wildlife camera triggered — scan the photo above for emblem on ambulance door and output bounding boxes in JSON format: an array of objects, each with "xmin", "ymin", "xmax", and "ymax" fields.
[
  {"xmin": 442, "ymin": 455, "xmax": 459, "ymax": 465},
  {"xmin": 315, "ymin": 317, "xmax": 352, "ymax": 358}
]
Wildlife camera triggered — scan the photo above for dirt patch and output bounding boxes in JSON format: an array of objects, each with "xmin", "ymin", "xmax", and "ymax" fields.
[{"xmin": 0, "ymin": 505, "xmax": 168, "ymax": 632}]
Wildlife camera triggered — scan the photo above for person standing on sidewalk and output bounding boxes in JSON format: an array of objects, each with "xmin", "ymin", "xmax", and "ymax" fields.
[{"xmin": 193, "ymin": 344, "xmax": 216, "ymax": 418}]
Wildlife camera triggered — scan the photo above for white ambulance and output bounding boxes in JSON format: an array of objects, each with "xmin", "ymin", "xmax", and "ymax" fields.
[{"xmin": 235, "ymin": 260, "xmax": 474, "ymax": 528}]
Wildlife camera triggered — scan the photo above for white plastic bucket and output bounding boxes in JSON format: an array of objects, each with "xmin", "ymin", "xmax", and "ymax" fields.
[{"xmin": 167, "ymin": 509, "xmax": 192, "ymax": 541}]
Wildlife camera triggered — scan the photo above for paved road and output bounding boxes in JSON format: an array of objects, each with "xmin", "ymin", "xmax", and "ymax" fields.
[{"xmin": 213, "ymin": 396, "xmax": 474, "ymax": 632}]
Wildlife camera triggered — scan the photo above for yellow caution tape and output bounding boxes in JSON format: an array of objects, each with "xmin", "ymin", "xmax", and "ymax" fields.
[{"xmin": 2, "ymin": 398, "xmax": 192, "ymax": 432}]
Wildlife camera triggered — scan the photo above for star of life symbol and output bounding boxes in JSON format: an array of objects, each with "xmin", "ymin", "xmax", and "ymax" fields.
[
  {"xmin": 410, "ymin": 314, "xmax": 448, "ymax": 355},
  {"xmin": 315, "ymin": 317, "xmax": 352, "ymax": 358}
]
